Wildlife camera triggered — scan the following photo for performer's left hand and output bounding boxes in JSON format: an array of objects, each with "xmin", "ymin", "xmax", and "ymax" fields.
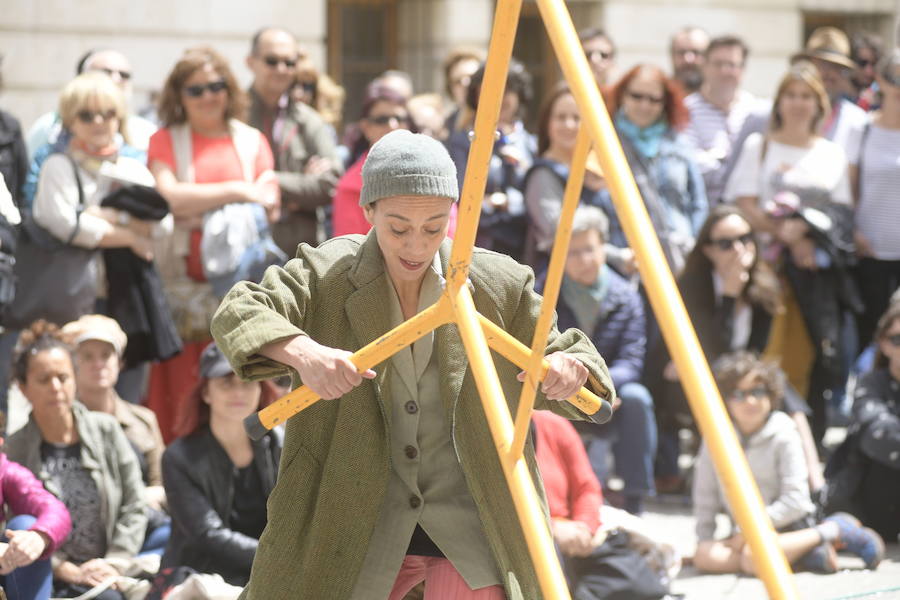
[{"xmin": 517, "ymin": 352, "xmax": 588, "ymax": 401}]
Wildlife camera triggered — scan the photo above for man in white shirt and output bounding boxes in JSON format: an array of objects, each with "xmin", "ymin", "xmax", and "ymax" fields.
[
  {"xmin": 683, "ymin": 35, "xmax": 768, "ymax": 204},
  {"xmin": 26, "ymin": 49, "xmax": 157, "ymax": 161}
]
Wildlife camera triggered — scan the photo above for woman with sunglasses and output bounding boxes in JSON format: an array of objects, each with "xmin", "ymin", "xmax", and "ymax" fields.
[
  {"xmin": 646, "ymin": 205, "xmax": 823, "ymax": 494},
  {"xmin": 29, "ymin": 71, "xmax": 157, "ymax": 306},
  {"xmin": 146, "ymin": 47, "xmax": 279, "ymax": 443},
  {"xmin": 693, "ymin": 351, "xmax": 884, "ymax": 575},
  {"xmin": 332, "ymin": 84, "xmax": 457, "ymax": 237},
  {"xmin": 598, "ymin": 64, "xmax": 707, "ymax": 277},
  {"xmin": 826, "ymin": 302, "xmax": 900, "ymax": 544}
]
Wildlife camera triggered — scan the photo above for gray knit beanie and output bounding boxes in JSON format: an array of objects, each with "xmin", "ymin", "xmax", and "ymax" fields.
[{"xmin": 360, "ymin": 129, "xmax": 459, "ymax": 206}]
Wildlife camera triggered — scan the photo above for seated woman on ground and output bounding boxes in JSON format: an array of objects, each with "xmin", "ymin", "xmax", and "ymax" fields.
[
  {"xmin": 0, "ymin": 412, "xmax": 72, "ymax": 600},
  {"xmin": 825, "ymin": 302, "xmax": 900, "ymax": 544},
  {"xmin": 693, "ymin": 351, "xmax": 884, "ymax": 575},
  {"xmin": 6, "ymin": 320, "xmax": 147, "ymax": 600},
  {"xmin": 160, "ymin": 342, "xmax": 281, "ymax": 587}
]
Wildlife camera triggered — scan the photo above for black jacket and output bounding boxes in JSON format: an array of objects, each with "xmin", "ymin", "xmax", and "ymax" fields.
[
  {"xmin": 161, "ymin": 426, "xmax": 281, "ymax": 585},
  {"xmin": 0, "ymin": 109, "xmax": 27, "ymax": 207},
  {"xmin": 101, "ymin": 185, "xmax": 182, "ymax": 366}
]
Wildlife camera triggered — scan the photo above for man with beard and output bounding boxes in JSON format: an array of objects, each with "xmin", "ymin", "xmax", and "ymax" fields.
[{"xmin": 670, "ymin": 26, "xmax": 710, "ymax": 94}]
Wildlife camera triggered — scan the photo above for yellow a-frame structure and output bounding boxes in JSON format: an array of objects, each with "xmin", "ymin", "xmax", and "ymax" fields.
[{"xmin": 244, "ymin": 1, "xmax": 800, "ymax": 598}]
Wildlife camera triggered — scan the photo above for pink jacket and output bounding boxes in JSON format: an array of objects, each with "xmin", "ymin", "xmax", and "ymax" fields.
[{"xmin": 0, "ymin": 453, "xmax": 72, "ymax": 559}]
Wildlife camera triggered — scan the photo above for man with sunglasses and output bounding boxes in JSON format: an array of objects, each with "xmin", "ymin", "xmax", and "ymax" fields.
[
  {"xmin": 246, "ymin": 27, "xmax": 343, "ymax": 255},
  {"xmin": 578, "ymin": 27, "xmax": 616, "ymax": 86},
  {"xmin": 25, "ymin": 48, "xmax": 157, "ymax": 163}
]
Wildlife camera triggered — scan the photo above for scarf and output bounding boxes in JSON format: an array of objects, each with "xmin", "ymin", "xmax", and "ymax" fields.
[
  {"xmin": 69, "ymin": 139, "xmax": 120, "ymax": 174},
  {"xmin": 614, "ymin": 110, "xmax": 667, "ymax": 158},
  {"xmin": 561, "ymin": 264, "xmax": 611, "ymax": 336}
]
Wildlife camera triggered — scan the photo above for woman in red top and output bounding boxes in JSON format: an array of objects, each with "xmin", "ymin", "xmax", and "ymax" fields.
[
  {"xmin": 332, "ymin": 84, "xmax": 457, "ymax": 238},
  {"xmin": 146, "ymin": 47, "xmax": 278, "ymax": 442},
  {"xmin": 532, "ymin": 410, "xmax": 603, "ymax": 561}
]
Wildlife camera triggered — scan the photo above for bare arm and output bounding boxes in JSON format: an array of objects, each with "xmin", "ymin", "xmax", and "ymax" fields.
[{"xmin": 150, "ymin": 160, "xmax": 256, "ymax": 218}]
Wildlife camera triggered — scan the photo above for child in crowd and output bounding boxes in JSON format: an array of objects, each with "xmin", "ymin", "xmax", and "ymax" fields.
[{"xmin": 693, "ymin": 351, "xmax": 884, "ymax": 574}]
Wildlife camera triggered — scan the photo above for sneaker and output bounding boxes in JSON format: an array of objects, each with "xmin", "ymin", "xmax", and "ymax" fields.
[
  {"xmin": 798, "ymin": 542, "xmax": 838, "ymax": 574},
  {"xmin": 824, "ymin": 512, "xmax": 886, "ymax": 569}
]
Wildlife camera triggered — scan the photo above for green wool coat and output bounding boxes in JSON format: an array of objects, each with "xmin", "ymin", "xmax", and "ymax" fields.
[{"xmin": 210, "ymin": 232, "xmax": 614, "ymax": 600}]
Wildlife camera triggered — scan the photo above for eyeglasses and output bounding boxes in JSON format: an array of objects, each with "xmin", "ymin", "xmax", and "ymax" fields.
[
  {"xmin": 182, "ymin": 80, "xmax": 228, "ymax": 98},
  {"xmin": 452, "ymin": 75, "xmax": 472, "ymax": 88},
  {"xmin": 263, "ymin": 55, "xmax": 298, "ymax": 69},
  {"xmin": 728, "ymin": 385, "xmax": 769, "ymax": 403},
  {"xmin": 367, "ymin": 114, "xmax": 409, "ymax": 126},
  {"xmin": 92, "ymin": 67, "xmax": 132, "ymax": 81},
  {"xmin": 625, "ymin": 91, "xmax": 664, "ymax": 105},
  {"xmin": 708, "ymin": 232, "xmax": 754, "ymax": 251},
  {"xmin": 585, "ymin": 49, "xmax": 614, "ymax": 62},
  {"xmin": 75, "ymin": 109, "xmax": 118, "ymax": 124},
  {"xmin": 885, "ymin": 334, "xmax": 900, "ymax": 347}
]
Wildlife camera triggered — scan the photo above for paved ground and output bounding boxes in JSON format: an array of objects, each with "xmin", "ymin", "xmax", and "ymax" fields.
[{"xmin": 641, "ymin": 497, "xmax": 900, "ymax": 600}]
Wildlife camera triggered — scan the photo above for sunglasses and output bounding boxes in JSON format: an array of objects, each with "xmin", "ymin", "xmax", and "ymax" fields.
[
  {"xmin": 368, "ymin": 114, "xmax": 409, "ymax": 126},
  {"xmin": 264, "ymin": 55, "xmax": 298, "ymax": 69},
  {"xmin": 76, "ymin": 109, "xmax": 118, "ymax": 124},
  {"xmin": 884, "ymin": 334, "xmax": 900, "ymax": 347},
  {"xmin": 93, "ymin": 67, "xmax": 132, "ymax": 81},
  {"xmin": 728, "ymin": 385, "xmax": 769, "ymax": 403},
  {"xmin": 625, "ymin": 91, "xmax": 664, "ymax": 105},
  {"xmin": 585, "ymin": 49, "xmax": 614, "ymax": 62},
  {"xmin": 296, "ymin": 81, "xmax": 316, "ymax": 95},
  {"xmin": 183, "ymin": 80, "xmax": 228, "ymax": 98},
  {"xmin": 708, "ymin": 232, "xmax": 754, "ymax": 251}
]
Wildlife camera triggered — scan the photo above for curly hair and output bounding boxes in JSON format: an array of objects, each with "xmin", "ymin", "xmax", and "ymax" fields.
[
  {"xmin": 157, "ymin": 46, "xmax": 248, "ymax": 127},
  {"xmin": 12, "ymin": 320, "xmax": 73, "ymax": 385},
  {"xmin": 713, "ymin": 351, "xmax": 785, "ymax": 411},
  {"xmin": 464, "ymin": 58, "xmax": 533, "ymax": 119}
]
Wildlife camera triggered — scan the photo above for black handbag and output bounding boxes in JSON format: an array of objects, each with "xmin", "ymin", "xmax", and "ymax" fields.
[
  {"xmin": 570, "ymin": 529, "xmax": 669, "ymax": 600},
  {"xmin": 5, "ymin": 155, "xmax": 98, "ymax": 329}
]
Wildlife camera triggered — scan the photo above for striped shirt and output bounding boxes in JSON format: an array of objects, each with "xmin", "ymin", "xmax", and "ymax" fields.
[
  {"xmin": 683, "ymin": 89, "xmax": 767, "ymax": 203},
  {"xmin": 856, "ymin": 123, "xmax": 900, "ymax": 259}
]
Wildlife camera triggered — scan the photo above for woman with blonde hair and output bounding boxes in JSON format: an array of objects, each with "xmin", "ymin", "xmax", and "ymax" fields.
[
  {"xmin": 725, "ymin": 62, "xmax": 859, "ymax": 446},
  {"xmin": 147, "ymin": 46, "xmax": 280, "ymax": 442}
]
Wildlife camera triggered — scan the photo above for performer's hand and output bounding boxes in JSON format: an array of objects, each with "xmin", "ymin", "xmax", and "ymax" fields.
[
  {"xmin": 518, "ymin": 352, "xmax": 588, "ymax": 401},
  {"xmin": 277, "ymin": 336, "xmax": 376, "ymax": 400}
]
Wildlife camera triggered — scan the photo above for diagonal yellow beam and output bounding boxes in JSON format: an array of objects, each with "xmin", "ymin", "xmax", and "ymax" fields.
[
  {"xmin": 450, "ymin": 283, "xmax": 571, "ymax": 599},
  {"xmin": 510, "ymin": 125, "xmax": 592, "ymax": 460},
  {"xmin": 446, "ymin": 0, "xmax": 522, "ymax": 289},
  {"xmin": 535, "ymin": 0, "xmax": 799, "ymax": 598}
]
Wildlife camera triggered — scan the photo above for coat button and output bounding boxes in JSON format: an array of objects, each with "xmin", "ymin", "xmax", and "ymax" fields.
[
  {"xmin": 405, "ymin": 401, "xmax": 418, "ymax": 414},
  {"xmin": 409, "ymin": 495, "xmax": 421, "ymax": 509},
  {"xmin": 405, "ymin": 445, "xmax": 418, "ymax": 459}
]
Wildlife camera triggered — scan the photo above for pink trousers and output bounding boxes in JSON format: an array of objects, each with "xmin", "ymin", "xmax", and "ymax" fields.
[{"xmin": 388, "ymin": 556, "xmax": 507, "ymax": 600}]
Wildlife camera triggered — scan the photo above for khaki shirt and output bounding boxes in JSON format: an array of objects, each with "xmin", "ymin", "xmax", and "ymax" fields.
[{"xmin": 351, "ymin": 259, "xmax": 499, "ymax": 598}]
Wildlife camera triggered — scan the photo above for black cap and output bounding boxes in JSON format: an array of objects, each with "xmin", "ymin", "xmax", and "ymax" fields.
[{"xmin": 199, "ymin": 342, "xmax": 234, "ymax": 379}]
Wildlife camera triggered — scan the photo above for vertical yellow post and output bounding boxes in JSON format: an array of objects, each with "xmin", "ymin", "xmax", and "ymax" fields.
[
  {"xmin": 510, "ymin": 126, "xmax": 592, "ymax": 459},
  {"xmin": 534, "ymin": 1, "xmax": 799, "ymax": 598},
  {"xmin": 451, "ymin": 285, "xmax": 571, "ymax": 599}
]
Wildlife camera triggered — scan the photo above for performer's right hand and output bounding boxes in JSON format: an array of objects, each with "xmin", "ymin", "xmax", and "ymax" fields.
[{"xmin": 281, "ymin": 336, "xmax": 376, "ymax": 399}]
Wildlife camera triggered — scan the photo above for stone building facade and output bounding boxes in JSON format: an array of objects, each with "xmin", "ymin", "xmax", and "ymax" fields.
[{"xmin": 2, "ymin": 0, "xmax": 898, "ymax": 138}]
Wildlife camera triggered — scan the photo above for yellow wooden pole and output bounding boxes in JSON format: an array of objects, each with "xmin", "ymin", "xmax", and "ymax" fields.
[
  {"xmin": 510, "ymin": 126, "xmax": 592, "ymax": 459},
  {"xmin": 450, "ymin": 284, "xmax": 571, "ymax": 600},
  {"xmin": 447, "ymin": 0, "xmax": 523, "ymax": 288},
  {"xmin": 534, "ymin": 1, "xmax": 799, "ymax": 598}
]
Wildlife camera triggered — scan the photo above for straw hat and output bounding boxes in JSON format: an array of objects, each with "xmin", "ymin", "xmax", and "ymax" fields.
[{"xmin": 792, "ymin": 27, "xmax": 857, "ymax": 70}]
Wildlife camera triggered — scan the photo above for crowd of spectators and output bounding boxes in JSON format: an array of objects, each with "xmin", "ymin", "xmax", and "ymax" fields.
[{"xmin": 0, "ymin": 16, "xmax": 897, "ymax": 599}]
